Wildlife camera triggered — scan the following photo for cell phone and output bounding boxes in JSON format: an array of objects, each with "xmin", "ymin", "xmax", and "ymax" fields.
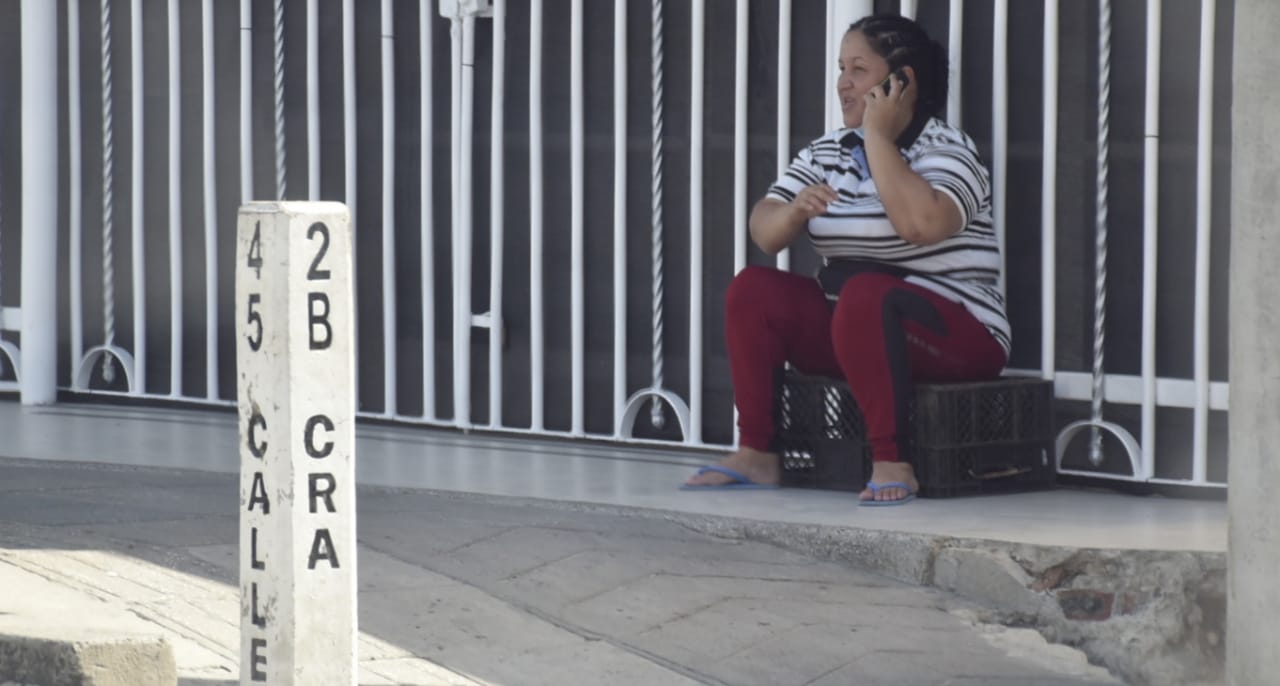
[{"xmin": 880, "ymin": 68, "xmax": 910, "ymax": 95}]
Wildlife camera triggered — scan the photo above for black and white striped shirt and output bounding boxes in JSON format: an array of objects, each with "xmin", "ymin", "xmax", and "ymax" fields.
[{"xmin": 767, "ymin": 117, "xmax": 1011, "ymax": 356}]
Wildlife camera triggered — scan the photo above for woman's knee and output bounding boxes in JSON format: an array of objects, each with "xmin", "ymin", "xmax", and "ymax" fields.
[
  {"xmin": 725, "ymin": 265, "xmax": 782, "ymax": 317},
  {"xmin": 832, "ymin": 273, "xmax": 899, "ymax": 328}
]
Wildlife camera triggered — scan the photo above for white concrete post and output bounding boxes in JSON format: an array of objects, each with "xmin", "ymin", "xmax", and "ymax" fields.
[
  {"xmin": 19, "ymin": 0, "xmax": 59, "ymax": 405},
  {"xmin": 1228, "ymin": 1, "xmax": 1280, "ymax": 683},
  {"xmin": 236, "ymin": 202, "xmax": 357, "ymax": 684}
]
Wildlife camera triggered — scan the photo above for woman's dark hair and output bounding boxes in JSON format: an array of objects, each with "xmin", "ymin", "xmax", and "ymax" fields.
[{"xmin": 848, "ymin": 14, "xmax": 949, "ymax": 118}]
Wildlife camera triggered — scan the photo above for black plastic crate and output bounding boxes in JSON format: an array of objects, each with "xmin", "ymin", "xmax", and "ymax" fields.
[
  {"xmin": 773, "ymin": 372, "xmax": 1055, "ymax": 497},
  {"xmin": 912, "ymin": 377, "xmax": 1052, "ymax": 447},
  {"xmin": 777, "ymin": 437, "xmax": 870, "ymax": 491},
  {"xmin": 775, "ymin": 373, "xmax": 870, "ymax": 491},
  {"xmin": 915, "ymin": 442, "xmax": 1054, "ymax": 497}
]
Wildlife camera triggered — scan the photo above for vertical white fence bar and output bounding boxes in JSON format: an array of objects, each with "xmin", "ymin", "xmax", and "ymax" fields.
[
  {"xmin": 69, "ymin": 0, "xmax": 84, "ymax": 384},
  {"xmin": 948, "ymin": 0, "xmax": 964, "ymax": 126},
  {"xmin": 451, "ymin": 12, "xmax": 462, "ymax": 393},
  {"xmin": 613, "ymin": 0, "xmax": 628, "ymax": 431},
  {"xmin": 688, "ymin": 0, "xmax": 705, "ymax": 444},
  {"xmin": 733, "ymin": 0, "xmax": 747, "ymax": 275},
  {"xmin": 307, "ymin": 0, "xmax": 320, "ymax": 201},
  {"xmin": 203, "ymin": 0, "xmax": 219, "ymax": 399},
  {"xmin": 420, "ymin": 1, "xmax": 436, "ymax": 421},
  {"xmin": 489, "ymin": 0, "xmax": 507, "ymax": 427},
  {"xmin": 381, "ymin": 0, "xmax": 398, "ymax": 416},
  {"xmin": 343, "ymin": 0, "xmax": 360, "ymax": 413},
  {"xmin": 529, "ymin": 0, "xmax": 545, "ymax": 431},
  {"xmin": 992, "ymin": 0, "xmax": 1008, "ymax": 294},
  {"xmin": 1192, "ymin": 0, "xmax": 1216, "ymax": 482},
  {"xmin": 454, "ymin": 16, "xmax": 476, "ymax": 429},
  {"xmin": 19, "ymin": 0, "xmax": 59, "ymax": 403},
  {"xmin": 241, "ymin": 0, "xmax": 254, "ymax": 203},
  {"xmin": 823, "ymin": 2, "xmax": 833, "ymax": 131},
  {"xmin": 343, "ymin": 0, "xmax": 355, "ymax": 216},
  {"xmin": 570, "ymin": 0, "xmax": 585, "ymax": 436},
  {"xmin": 775, "ymin": 0, "xmax": 790, "ymax": 272},
  {"xmin": 901, "ymin": 0, "xmax": 918, "ymax": 19},
  {"xmin": 168, "ymin": 0, "xmax": 184, "ymax": 396},
  {"xmin": 1141, "ymin": 0, "xmax": 1163, "ymax": 478},
  {"xmin": 1041, "ymin": 0, "xmax": 1057, "ymax": 380},
  {"xmin": 131, "ymin": 0, "xmax": 146, "ymax": 393},
  {"xmin": 731, "ymin": 0, "xmax": 747, "ymax": 442}
]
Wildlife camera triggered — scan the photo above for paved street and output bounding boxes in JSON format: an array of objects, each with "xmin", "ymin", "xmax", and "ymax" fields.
[{"xmin": 0, "ymin": 457, "xmax": 1121, "ymax": 685}]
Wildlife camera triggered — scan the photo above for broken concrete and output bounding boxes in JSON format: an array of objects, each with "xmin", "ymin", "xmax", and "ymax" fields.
[
  {"xmin": 673, "ymin": 515, "xmax": 1226, "ymax": 685},
  {"xmin": 1002, "ymin": 545, "xmax": 1226, "ymax": 686},
  {"xmin": 934, "ymin": 547, "xmax": 1046, "ymax": 618}
]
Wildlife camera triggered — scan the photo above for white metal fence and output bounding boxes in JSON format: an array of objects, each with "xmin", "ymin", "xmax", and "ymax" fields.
[{"xmin": 3, "ymin": 0, "xmax": 1231, "ymax": 489}]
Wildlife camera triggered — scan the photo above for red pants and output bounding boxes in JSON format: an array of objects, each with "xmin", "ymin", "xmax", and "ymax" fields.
[{"xmin": 726, "ymin": 266, "xmax": 1007, "ymax": 463}]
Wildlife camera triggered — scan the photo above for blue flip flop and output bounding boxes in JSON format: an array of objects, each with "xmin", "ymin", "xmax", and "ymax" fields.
[
  {"xmin": 679, "ymin": 465, "xmax": 780, "ymax": 491},
  {"xmin": 859, "ymin": 481, "xmax": 917, "ymax": 506}
]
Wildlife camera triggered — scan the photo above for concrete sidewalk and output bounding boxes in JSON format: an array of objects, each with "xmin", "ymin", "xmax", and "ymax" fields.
[{"xmin": 0, "ymin": 457, "xmax": 1122, "ymax": 686}]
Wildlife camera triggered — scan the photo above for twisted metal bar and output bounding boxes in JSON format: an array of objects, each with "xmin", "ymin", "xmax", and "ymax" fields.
[
  {"xmin": 649, "ymin": 0, "xmax": 666, "ymax": 429},
  {"xmin": 274, "ymin": 0, "xmax": 287, "ymax": 200},
  {"xmin": 101, "ymin": 0, "xmax": 117, "ymax": 383},
  {"xmin": 1089, "ymin": 0, "xmax": 1111, "ymax": 465}
]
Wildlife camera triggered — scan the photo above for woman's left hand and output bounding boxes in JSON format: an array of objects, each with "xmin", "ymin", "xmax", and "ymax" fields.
[{"xmin": 862, "ymin": 70, "xmax": 917, "ymax": 145}]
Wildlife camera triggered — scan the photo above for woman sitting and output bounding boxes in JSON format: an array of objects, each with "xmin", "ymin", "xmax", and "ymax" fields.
[{"xmin": 684, "ymin": 13, "xmax": 1009, "ymax": 505}]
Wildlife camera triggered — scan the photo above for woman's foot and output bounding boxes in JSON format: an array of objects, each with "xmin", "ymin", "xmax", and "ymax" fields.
[
  {"xmin": 684, "ymin": 447, "xmax": 781, "ymax": 487},
  {"xmin": 860, "ymin": 461, "xmax": 919, "ymax": 503}
]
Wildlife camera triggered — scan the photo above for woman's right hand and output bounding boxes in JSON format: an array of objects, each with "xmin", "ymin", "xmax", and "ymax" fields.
[
  {"xmin": 790, "ymin": 183, "xmax": 840, "ymax": 220},
  {"xmin": 749, "ymin": 183, "xmax": 839, "ymax": 254}
]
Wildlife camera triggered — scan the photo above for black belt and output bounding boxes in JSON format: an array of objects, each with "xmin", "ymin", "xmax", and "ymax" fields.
[{"xmin": 815, "ymin": 260, "xmax": 915, "ymax": 299}]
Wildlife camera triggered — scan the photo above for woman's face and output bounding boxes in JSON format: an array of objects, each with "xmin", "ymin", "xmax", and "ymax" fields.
[{"xmin": 836, "ymin": 30, "xmax": 891, "ymax": 129}]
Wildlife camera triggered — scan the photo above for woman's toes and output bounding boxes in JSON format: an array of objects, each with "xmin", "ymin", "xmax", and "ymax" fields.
[
  {"xmin": 879, "ymin": 486, "xmax": 904, "ymax": 501},
  {"xmin": 686, "ymin": 471, "xmax": 727, "ymax": 487}
]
